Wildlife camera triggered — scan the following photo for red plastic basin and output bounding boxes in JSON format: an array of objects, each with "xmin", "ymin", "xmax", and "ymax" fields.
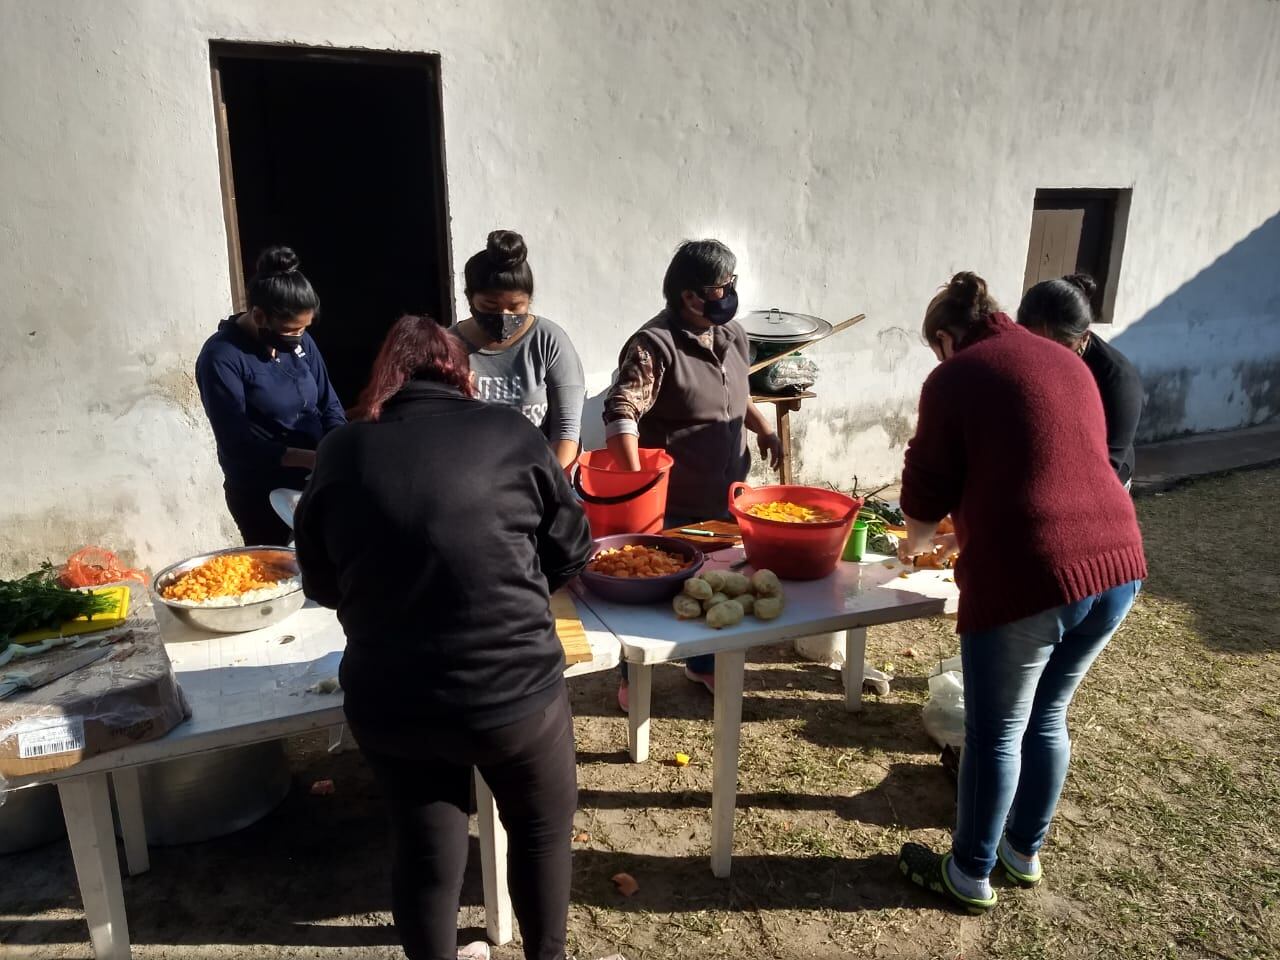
[{"xmin": 728, "ymin": 482, "xmax": 864, "ymax": 580}]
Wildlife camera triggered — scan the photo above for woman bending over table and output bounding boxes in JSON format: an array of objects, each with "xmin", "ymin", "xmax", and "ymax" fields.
[
  {"xmin": 895, "ymin": 272, "xmax": 1146, "ymax": 912},
  {"xmin": 294, "ymin": 315, "xmax": 592, "ymax": 960},
  {"xmin": 1017, "ymin": 273, "xmax": 1144, "ymax": 489},
  {"xmin": 196, "ymin": 245, "xmax": 346, "ymax": 545}
]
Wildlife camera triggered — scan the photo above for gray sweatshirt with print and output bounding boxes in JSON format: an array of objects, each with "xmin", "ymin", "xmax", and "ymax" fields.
[{"xmin": 449, "ymin": 316, "xmax": 586, "ymax": 443}]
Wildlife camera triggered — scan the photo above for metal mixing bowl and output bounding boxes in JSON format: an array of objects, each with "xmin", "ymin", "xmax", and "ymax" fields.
[{"xmin": 152, "ymin": 546, "xmax": 305, "ymax": 634}]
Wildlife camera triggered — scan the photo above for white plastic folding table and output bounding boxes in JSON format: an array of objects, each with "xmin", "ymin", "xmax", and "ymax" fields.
[
  {"xmin": 574, "ymin": 548, "xmax": 959, "ymax": 878},
  {"xmin": 2, "ymin": 598, "xmax": 619, "ymax": 959}
]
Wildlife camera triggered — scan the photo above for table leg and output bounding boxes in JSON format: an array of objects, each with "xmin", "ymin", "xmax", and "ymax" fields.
[
  {"xmin": 843, "ymin": 628, "xmax": 867, "ymax": 713},
  {"xmin": 474, "ymin": 770, "xmax": 513, "ymax": 946},
  {"xmin": 710, "ymin": 649, "xmax": 746, "ymax": 879},
  {"xmin": 59, "ymin": 773, "xmax": 131, "ymax": 960},
  {"xmin": 776, "ymin": 404, "xmax": 794, "ymax": 484},
  {"xmin": 111, "ymin": 768, "xmax": 150, "ymax": 876},
  {"xmin": 327, "ymin": 724, "xmax": 345, "ymax": 752},
  {"xmin": 627, "ymin": 663, "xmax": 653, "ymax": 763}
]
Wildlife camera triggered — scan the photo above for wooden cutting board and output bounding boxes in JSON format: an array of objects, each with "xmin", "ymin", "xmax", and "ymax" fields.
[
  {"xmin": 659, "ymin": 520, "xmax": 742, "ymax": 552},
  {"xmin": 551, "ymin": 590, "xmax": 592, "ymax": 666}
]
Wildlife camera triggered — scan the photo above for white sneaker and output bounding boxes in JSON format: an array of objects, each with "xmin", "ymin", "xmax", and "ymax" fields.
[{"xmin": 457, "ymin": 942, "xmax": 490, "ymax": 960}]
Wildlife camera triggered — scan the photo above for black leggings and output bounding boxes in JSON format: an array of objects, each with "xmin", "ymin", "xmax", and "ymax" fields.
[
  {"xmin": 223, "ymin": 482, "xmax": 292, "ymax": 546},
  {"xmin": 350, "ymin": 689, "xmax": 578, "ymax": 960}
]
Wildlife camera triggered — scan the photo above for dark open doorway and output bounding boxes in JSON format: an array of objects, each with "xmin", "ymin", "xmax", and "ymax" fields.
[{"xmin": 210, "ymin": 43, "xmax": 452, "ymax": 406}]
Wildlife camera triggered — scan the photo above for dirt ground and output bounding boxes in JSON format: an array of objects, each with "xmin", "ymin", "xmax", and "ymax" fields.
[{"xmin": 3, "ymin": 469, "xmax": 1279, "ymax": 960}]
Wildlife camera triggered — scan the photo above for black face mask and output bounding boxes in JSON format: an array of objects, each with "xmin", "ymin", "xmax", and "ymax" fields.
[
  {"xmin": 474, "ymin": 310, "xmax": 527, "ymax": 341},
  {"xmin": 700, "ymin": 285, "xmax": 739, "ymax": 326},
  {"xmin": 269, "ymin": 331, "xmax": 304, "ymax": 353}
]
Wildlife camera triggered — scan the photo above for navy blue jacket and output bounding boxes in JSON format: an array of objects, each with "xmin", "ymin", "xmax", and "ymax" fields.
[{"xmin": 196, "ymin": 316, "xmax": 347, "ymax": 488}]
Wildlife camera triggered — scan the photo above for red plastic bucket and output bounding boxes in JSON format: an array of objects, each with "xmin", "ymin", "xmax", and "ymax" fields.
[
  {"xmin": 728, "ymin": 482, "xmax": 863, "ymax": 580},
  {"xmin": 573, "ymin": 449, "xmax": 674, "ymax": 537}
]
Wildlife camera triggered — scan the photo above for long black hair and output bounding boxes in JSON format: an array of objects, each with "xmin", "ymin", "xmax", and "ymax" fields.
[
  {"xmin": 247, "ymin": 246, "xmax": 319, "ymax": 322},
  {"xmin": 463, "ymin": 230, "xmax": 533, "ymax": 299},
  {"xmin": 662, "ymin": 239, "xmax": 736, "ymax": 313},
  {"xmin": 1017, "ymin": 274, "xmax": 1097, "ymax": 346}
]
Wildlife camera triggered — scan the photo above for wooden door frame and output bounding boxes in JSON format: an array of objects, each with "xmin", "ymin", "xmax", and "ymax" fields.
[{"xmin": 207, "ymin": 41, "xmax": 455, "ymax": 322}]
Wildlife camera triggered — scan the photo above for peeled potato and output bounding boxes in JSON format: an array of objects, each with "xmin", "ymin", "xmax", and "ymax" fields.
[
  {"xmin": 721, "ymin": 572, "xmax": 751, "ymax": 597},
  {"xmin": 754, "ymin": 595, "xmax": 784, "ymax": 621},
  {"xmin": 736, "ymin": 593, "xmax": 756, "ymax": 615},
  {"xmin": 702, "ymin": 570, "xmax": 729, "ymax": 593},
  {"xmin": 750, "ymin": 569, "xmax": 783, "ymax": 598},
  {"xmin": 703, "ymin": 592, "xmax": 729, "ymax": 613},
  {"xmin": 683, "ymin": 577, "xmax": 714, "ymax": 601},
  {"xmin": 706, "ymin": 599, "xmax": 745, "ymax": 629},
  {"xmin": 673, "ymin": 594, "xmax": 704, "ymax": 620}
]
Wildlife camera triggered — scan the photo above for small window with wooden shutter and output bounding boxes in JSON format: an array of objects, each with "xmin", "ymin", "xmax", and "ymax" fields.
[{"xmin": 1022, "ymin": 188, "xmax": 1131, "ymax": 323}]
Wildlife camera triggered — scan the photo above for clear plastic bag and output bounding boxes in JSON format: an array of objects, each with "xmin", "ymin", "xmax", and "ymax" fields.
[
  {"xmin": 921, "ymin": 668, "xmax": 965, "ymax": 750},
  {"xmin": 760, "ymin": 355, "xmax": 818, "ymax": 392}
]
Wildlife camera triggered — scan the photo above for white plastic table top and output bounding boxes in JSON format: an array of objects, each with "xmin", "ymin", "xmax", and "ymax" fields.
[
  {"xmin": 575, "ymin": 549, "xmax": 959, "ymax": 664},
  {"xmin": 6, "ymin": 595, "xmax": 619, "ymax": 789}
]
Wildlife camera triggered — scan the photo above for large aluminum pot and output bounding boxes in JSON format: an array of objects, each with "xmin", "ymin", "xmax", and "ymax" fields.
[
  {"xmin": 0, "ymin": 784, "xmax": 66, "ymax": 854},
  {"xmin": 152, "ymin": 546, "xmax": 305, "ymax": 634},
  {"xmin": 115, "ymin": 741, "xmax": 292, "ymax": 846}
]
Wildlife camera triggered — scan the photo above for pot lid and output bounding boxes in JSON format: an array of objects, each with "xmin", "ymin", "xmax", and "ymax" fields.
[{"xmin": 737, "ymin": 308, "xmax": 833, "ymax": 343}]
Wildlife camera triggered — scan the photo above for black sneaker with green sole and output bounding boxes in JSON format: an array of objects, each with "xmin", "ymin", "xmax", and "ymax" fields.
[{"xmin": 898, "ymin": 842, "xmax": 998, "ymax": 914}]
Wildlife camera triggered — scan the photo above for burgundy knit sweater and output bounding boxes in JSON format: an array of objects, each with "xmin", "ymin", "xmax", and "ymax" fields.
[{"xmin": 900, "ymin": 313, "xmax": 1147, "ymax": 633}]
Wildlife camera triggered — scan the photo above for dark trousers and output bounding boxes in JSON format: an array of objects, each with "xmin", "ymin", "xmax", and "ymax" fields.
[
  {"xmin": 223, "ymin": 482, "xmax": 292, "ymax": 546},
  {"xmin": 349, "ymin": 688, "xmax": 578, "ymax": 960}
]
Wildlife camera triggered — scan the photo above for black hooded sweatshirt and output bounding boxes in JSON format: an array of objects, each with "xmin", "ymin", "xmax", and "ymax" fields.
[{"xmin": 294, "ymin": 380, "xmax": 592, "ymax": 731}]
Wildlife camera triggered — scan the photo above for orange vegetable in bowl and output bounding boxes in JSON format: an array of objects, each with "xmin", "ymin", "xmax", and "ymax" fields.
[
  {"xmin": 161, "ymin": 553, "xmax": 294, "ymax": 603},
  {"xmin": 587, "ymin": 544, "xmax": 691, "ymax": 579},
  {"xmin": 746, "ymin": 500, "xmax": 839, "ymax": 524}
]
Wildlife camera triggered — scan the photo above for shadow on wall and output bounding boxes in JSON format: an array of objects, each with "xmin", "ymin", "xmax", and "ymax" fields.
[{"xmin": 1112, "ymin": 211, "xmax": 1280, "ymax": 442}]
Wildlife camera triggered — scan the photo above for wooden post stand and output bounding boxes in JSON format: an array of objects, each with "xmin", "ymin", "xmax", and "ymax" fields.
[{"xmin": 751, "ymin": 391, "xmax": 815, "ymax": 485}]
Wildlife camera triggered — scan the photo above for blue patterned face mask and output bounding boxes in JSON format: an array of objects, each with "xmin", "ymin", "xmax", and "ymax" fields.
[{"xmin": 700, "ymin": 285, "xmax": 739, "ymax": 325}]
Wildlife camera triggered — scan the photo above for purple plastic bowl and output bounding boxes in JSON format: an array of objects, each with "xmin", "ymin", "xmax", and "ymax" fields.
[{"xmin": 578, "ymin": 534, "xmax": 706, "ymax": 605}]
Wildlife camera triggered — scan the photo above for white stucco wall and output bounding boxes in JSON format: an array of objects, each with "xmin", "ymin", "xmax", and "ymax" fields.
[{"xmin": 2, "ymin": 0, "xmax": 1279, "ymax": 572}]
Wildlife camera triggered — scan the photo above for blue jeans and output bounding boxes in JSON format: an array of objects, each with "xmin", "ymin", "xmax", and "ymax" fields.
[{"xmin": 952, "ymin": 579, "xmax": 1141, "ymax": 879}]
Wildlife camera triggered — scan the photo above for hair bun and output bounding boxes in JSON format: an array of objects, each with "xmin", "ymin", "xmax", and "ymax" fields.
[
  {"xmin": 947, "ymin": 271, "xmax": 987, "ymax": 308},
  {"xmin": 486, "ymin": 230, "xmax": 527, "ymax": 271},
  {"xmin": 256, "ymin": 245, "xmax": 301, "ymax": 276},
  {"xmin": 1063, "ymin": 273, "xmax": 1098, "ymax": 299}
]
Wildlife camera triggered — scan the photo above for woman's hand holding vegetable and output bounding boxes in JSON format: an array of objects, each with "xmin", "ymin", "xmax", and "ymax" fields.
[
  {"xmin": 898, "ymin": 514, "xmax": 941, "ymax": 563},
  {"xmin": 931, "ymin": 532, "xmax": 959, "ymax": 561}
]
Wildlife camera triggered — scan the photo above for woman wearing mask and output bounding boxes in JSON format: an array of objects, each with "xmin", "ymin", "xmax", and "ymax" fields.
[
  {"xmin": 294, "ymin": 315, "xmax": 592, "ymax": 960},
  {"xmin": 603, "ymin": 239, "xmax": 783, "ymax": 707},
  {"xmin": 449, "ymin": 230, "xmax": 586, "ymax": 469},
  {"xmin": 196, "ymin": 246, "xmax": 346, "ymax": 546},
  {"xmin": 1017, "ymin": 274, "xmax": 1145, "ymax": 488},
  {"xmin": 896, "ymin": 272, "xmax": 1146, "ymax": 912}
]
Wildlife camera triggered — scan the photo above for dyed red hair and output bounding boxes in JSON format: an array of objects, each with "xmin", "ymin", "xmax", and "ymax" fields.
[{"xmin": 352, "ymin": 315, "xmax": 474, "ymax": 421}]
